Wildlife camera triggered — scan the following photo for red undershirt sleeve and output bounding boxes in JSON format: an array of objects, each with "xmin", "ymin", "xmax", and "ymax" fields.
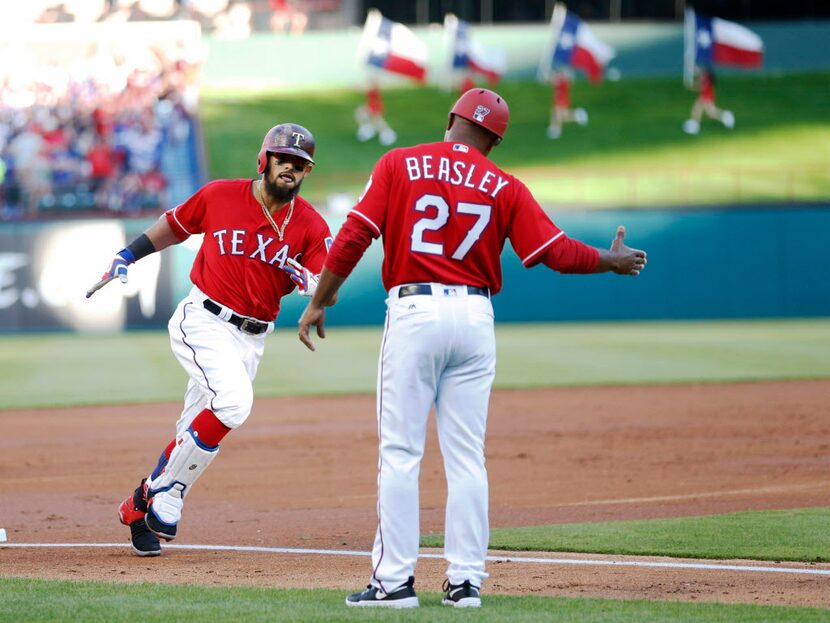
[
  {"xmin": 324, "ymin": 215, "xmax": 377, "ymax": 278},
  {"xmin": 539, "ymin": 235, "xmax": 600, "ymax": 274}
]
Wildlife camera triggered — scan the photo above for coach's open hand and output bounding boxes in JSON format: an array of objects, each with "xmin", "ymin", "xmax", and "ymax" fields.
[
  {"xmin": 297, "ymin": 303, "xmax": 326, "ymax": 351},
  {"xmin": 609, "ymin": 226, "xmax": 647, "ymax": 276},
  {"xmin": 297, "ymin": 267, "xmax": 344, "ymax": 351}
]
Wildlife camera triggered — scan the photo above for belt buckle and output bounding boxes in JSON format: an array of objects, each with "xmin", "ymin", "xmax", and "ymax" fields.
[{"xmin": 239, "ymin": 318, "xmax": 261, "ymax": 335}]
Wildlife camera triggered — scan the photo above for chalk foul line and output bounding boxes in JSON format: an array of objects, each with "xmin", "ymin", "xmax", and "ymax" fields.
[{"xmin": 1, "ymin": 543, "xmax": 829, "ymax": 577}]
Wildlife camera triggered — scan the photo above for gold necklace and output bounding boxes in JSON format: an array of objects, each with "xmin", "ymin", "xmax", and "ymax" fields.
[{"xmin": 257, "ymin": 181, "xmax": 294, "ymax": 241}]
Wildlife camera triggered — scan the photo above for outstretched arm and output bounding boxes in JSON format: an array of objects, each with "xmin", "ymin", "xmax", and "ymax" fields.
[
  {"xmin": 85, "ymin": 215, "xmax": 183, "ymax": 298},
  {"xmin": 540, "ymin": 226, "xmax": 646, "ymax": 276}
]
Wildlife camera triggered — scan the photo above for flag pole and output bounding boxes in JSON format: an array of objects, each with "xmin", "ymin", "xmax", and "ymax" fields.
[
  {"xmin": 683, "ymin": 7, "xmax": 696, "ymax": 88},
  {"xmin": 538, "ymin": 1, "xmax": 565, "ymax": 83},
  {"xmin": 442, "ymin": 13, "xmax": 458, "ymax": 93},
  {"xmin": 356, "ymin": 9, "xmax": 380, "ymax": 68}
]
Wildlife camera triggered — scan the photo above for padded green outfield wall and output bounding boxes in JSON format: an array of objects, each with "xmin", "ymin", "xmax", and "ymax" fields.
[
  {"xmin": 269, "ymin": 203, "xmax": 829, "ymax": 327},
  {"xmin": 201, "ymin": 21, "xmax": 830, "ymax": 91},
  {"xmin": 0, "ymin": 203, "xmax": 825, "ymax": 332}
]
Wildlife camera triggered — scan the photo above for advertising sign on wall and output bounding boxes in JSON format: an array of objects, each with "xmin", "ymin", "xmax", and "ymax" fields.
[{"xmin": 0, "ymin": 220, "xmax": 173, "ymax": 332}]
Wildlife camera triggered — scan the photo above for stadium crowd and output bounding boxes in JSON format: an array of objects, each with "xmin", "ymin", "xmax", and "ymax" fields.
[
  {"xmin": 0, "ymin": 39, "xmax": 198, "ymax": 221},
  {"xmin": 27, "ymin": 1, "xmax": 337, "ymax": 37}
]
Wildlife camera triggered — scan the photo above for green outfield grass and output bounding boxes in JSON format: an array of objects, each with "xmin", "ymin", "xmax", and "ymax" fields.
[
  {"xmin": 0, "ymin": 578, "xmax": 827, "ymax": 623},
  {"xmin": 5, "ymin": 320, "xmax": 828, "ymax": 619},
  {"xmin": 200, "ymin": 72, "xmax": 830, "ymax": 208},
  {"xmin": 423, "ymin": 507, "xmax": 830, "ymax": 563},
  {"xmin": 1, "ymin": 319, "xmax": 828, "ymax": 409}
]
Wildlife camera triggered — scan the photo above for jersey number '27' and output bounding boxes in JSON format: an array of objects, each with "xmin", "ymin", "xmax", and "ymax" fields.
[{"xmin": 410, "ymin": 194, "xmax": 492, "ymax": 261}]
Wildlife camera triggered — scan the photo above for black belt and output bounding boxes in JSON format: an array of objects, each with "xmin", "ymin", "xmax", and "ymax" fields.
[
  {"xmin": 203, "ymin": 299, "xmax": 268, "ymax": 335},
  {"xmin": 398, "ymin": 284, "xmax": 490, "ymax": 298}
]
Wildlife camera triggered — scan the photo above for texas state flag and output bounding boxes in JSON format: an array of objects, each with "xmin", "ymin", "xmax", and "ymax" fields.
[
  {"xmin": 445, "ymin": 14, "xmax": 507, "ymax": 85},
  {"xmin": 686, "ymin": 9, "xmax": 764, "ymax": 69},
  {"xmin": 540, "ymin": 3, "xmax": 614, "ymax": 83},
  {"xmin": 358, "ymin": 9, "xmax": 427, "ymax": 82}
]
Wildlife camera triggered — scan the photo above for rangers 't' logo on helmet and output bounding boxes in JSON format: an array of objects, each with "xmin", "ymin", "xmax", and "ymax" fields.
[{"xmin": 473, "ymin": 105, "xmax": 491, "ymax": 123}]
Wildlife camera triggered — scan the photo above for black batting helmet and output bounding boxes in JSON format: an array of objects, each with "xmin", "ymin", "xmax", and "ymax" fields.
[{"xmin": 257, "ymin": 123, "xmax": 316, "ymax": 173}]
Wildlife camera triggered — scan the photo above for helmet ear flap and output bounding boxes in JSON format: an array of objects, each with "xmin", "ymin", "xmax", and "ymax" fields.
[{"xmin": 257, "ymin": 150, "xmax": 268, "ymax": 174}]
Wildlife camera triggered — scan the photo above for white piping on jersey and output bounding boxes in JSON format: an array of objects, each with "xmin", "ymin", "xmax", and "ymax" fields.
[
  {"xmin": 351, "ymin": 209, "xmax": 381, "ymax": 236},
  {"xmin": 522, "ymin": 231, "xmax": 565, "ymax": 265},
  {"xmin": 170, "ymin": 206, "xmax": 194, "ymax": 236}
]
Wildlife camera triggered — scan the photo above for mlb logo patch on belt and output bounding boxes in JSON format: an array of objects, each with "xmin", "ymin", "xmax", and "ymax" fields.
[{"xmin": 443, "ymin": 288, "xmax": 459, "ymax": 296}]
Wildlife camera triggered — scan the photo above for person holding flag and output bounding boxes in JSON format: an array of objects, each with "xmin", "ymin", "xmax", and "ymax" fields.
[
  {"xmin": 547, "ymin": 69, "xmax": 588, "ymax": 139},
  {"xmin": 682, "ymin": 7, "xmax": 764, "ymax": 134},
  {"xmin": 683, "ymin": 67, "xmax": 734, "ymax": 135},
  {"xmin": 353, "ymin": 10, "xmax": 428, "ymax": 146},
  {"xmin": 355, "ymin": 76, "xmax": 397, "ymax": 146},
  {"xmin": 444, "ymin": 14, "xmax": 507, "ymax": 94},
  {"xmin": 538, "ymin": 3, "xmax": 614, "ymax": 139}
]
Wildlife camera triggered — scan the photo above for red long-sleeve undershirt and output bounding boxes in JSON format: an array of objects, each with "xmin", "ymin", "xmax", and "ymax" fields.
[
  {"xmin": 324, "ymin": 215, "xmax": 600, "ymax": 280},
  {"xmin": 537, "ymin": 236, "xmax": 600, "ymax": 274},
  {"xmin": 325, "ymin": 215, "xmax": 375, "ymax": 278}
]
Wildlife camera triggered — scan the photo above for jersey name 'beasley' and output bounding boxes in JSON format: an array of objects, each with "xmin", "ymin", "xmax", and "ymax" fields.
[
  {"xmin": 296, "ymin": 89, "xmax": 648, "ymax": 608},
  {"xmin": 402, "ymin": 151, "xmax": 510, "ymax": 199}
]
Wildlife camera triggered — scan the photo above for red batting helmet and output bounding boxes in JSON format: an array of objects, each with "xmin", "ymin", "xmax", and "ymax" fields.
[
  {"xmin": 257, "ymin": 123, "xmax": 316, "ymax": 173},
  {"xmin": 448, "ymin": 88, "xmax": 510, "ymax": 143}
]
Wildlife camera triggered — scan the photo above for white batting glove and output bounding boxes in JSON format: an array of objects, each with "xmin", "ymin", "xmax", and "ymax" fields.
[
  {"xmin": 85, "ymin": 250, "xmax": 134, "ymax": 298},
  {"xmin": 282, "ymin": 257, "xmax": 319, "ymax": 297}
]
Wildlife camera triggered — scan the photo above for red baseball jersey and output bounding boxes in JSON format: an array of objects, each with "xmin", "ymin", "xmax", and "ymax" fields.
[
  {"xmin": 165, "ymin": 179, "xmax": 332, "ymax": 320},
  {"xmin": 339, "ymin": 141, "xmax": 564, "ymax": 295}
]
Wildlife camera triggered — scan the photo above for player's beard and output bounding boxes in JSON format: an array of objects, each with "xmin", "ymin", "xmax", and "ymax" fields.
[{"xmin": 264, "ymin": 175, "xmax": 303, "ymax": 204}]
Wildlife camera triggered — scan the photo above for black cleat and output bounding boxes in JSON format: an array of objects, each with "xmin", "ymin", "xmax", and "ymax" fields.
[
  {"xmin": 346, "ymin": 576, "xmax": 419, "ymax": 608},
  {"xmin": 442, "ymin": 579, "xmax": 481, "ymax": 608},
  {"xmin": 118, "ymin": 479, "xmax": 160, "ymax": 557},
  {"xmin": 128, "ymin": 520, "xmax": 161, "ymax": 557}
]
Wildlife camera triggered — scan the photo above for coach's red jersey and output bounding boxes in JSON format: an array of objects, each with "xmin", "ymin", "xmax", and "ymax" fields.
[
  {"xmin": 165, "ymin": 179, "xmax": 331, "ymax": 320},
  {"xmin": 341, "ymin": 141, "xmax": 563, "ymax": 294}
]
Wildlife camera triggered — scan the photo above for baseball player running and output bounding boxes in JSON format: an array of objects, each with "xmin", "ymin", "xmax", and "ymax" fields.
[
  {"xmin": 297, "ymin": 89, "xmax": 646, "ymax": 608},
  {"xmin": 87, "ymin": 123, "xmax": 332, "ymax": 556}
]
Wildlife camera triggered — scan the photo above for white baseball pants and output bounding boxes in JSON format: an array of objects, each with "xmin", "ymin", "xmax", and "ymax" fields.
[
  {"xmin": 370, "ymin": 283, "xmax": 496, "ymax": 591},
  {"xmin": 168, "ymin": 286, "xmax": 272, "ymax": 434}
]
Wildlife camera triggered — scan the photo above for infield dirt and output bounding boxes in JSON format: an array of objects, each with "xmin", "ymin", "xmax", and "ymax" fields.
[{"xmin": 1, "ymin": 381, "xmax": 829, "ymax": 606}]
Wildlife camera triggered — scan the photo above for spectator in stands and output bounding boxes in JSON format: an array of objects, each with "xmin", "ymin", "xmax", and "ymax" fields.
[
  {"xmin": 87, "ymin": 136, "xmax": 117, "ymax": 193},
  {"xmin": 683, "ymin": 67, "xmax": 735, "ymax": 135},
  {"xmin": 212, "ymin": 1, "xmax": 253, "ymax": 39},
  {"xmin": 0, "ymin": 155, "xmax": 6, "ymax": 213},
  {"xmin": 6, "ymin": 124, "xmax": 49, "ymax": 216},
  {"xmin": 270, "ymin": 0, "xmax": 307, "ymax": 35},
  {"xmin": 0, "ymin": 22, "xmax": 199, "ymax": 220}
]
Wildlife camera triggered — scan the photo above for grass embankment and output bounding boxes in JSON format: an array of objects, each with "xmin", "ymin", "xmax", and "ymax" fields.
[{"xmin": 200, "ymin": 72, "xmax": 830, "ymax": 207}]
